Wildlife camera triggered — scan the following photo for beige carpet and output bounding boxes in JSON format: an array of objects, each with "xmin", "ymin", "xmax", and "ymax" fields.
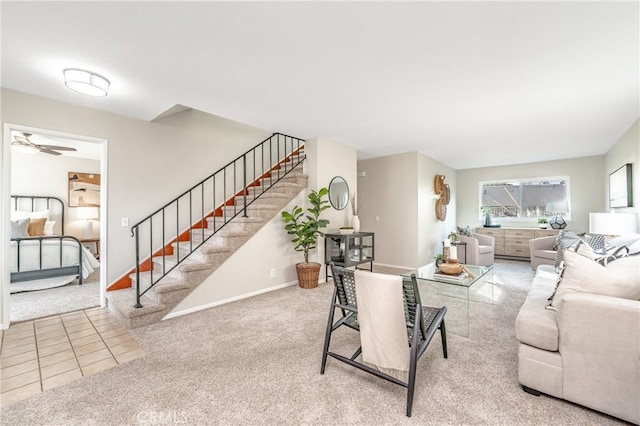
[
  {"xmin": 10, "ymin": 269, "xmax": 101, "ymax": 323},
  {"xmin": 0, "ymin": 261, "xmax": 625, "ymax": 425}
]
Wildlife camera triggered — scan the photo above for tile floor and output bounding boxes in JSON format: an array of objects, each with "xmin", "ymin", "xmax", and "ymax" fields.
[{"xmin": 0, "ymin": 307, "xmax": 144, "ymax": 407}]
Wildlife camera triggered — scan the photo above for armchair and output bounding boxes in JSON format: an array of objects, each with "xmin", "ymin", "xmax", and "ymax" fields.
[
  {"xmin": 456, "ymin": 233, "xmax": 495, "ymax": 266},
  {"xmin": 529, "ymin": 236, "xmax": 557, "ymax": 271}
]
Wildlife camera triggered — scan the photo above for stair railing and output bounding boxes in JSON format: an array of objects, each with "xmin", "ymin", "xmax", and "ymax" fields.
[{"xmin": 130, "ymin": 133, "xmax": 305, "ymax": 308}]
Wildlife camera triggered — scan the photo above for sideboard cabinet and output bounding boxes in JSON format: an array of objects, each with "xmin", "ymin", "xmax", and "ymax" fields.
[{"xmin": 475, "ymin": 228, "xmax": 558, "ymax": 259}]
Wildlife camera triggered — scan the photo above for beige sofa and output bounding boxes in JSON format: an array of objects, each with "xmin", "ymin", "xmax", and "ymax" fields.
[
  {"xmin": 515, "ymin": 264, "xmax": 640, "ymax": 424},
  {"xmin": 529, "ymin": 235, "xmax": 557, "ymax": 270}
]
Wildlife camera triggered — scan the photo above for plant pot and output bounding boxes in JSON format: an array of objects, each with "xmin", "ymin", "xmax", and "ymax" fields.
[
  {"xmin": 296, "ymin": 262, "xmax": 321, "ymax": 289},
  {"xmin": 539, "ymin": 224, "xmax": 548, "ymax": 229}
]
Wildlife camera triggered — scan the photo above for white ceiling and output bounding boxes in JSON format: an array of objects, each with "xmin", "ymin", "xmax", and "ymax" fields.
[{"xmin": 2, "ymin": 2, "xmax": 638, "ymax": 169}]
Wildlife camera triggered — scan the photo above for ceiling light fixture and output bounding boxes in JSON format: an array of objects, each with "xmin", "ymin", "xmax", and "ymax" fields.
[{"xmin": 63, "ymin": 69, "xmax": 110, "ymax": 97}]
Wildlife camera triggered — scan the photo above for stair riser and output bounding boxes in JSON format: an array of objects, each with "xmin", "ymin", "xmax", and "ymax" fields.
[
  {"xmin": 149, "ymin": 287, "xmax": 191, "ymax": 306},
  {"xmin": 221, "ymin": 206, "xmax": 279, "ymax": 217}
]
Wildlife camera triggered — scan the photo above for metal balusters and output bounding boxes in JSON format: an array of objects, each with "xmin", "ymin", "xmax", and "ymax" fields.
[{"xmin": 130, "ymin": 133, "xmax": 306, "ymax": 308}]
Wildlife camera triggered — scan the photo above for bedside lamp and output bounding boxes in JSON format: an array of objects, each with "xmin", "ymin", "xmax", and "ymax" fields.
[
  {"xmin": 546, "ymin": 201, "xmax": 569, "ymax": 230},
  {"xmin": 76, "ymin": 207, "xmax": 99, "ymax": 238},
  {"xmin": 589, "ymin": 212, "xmax": 638, "ymax": 236}
]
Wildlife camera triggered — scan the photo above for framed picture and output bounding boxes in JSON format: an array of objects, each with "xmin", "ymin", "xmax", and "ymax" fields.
[
  {"xmin": 68, "ymin": 172, "xmax": 101, "ymax": 207},
  {"xmin": 609, "ymin": 164, "xmax": 633, "ymax": 208}
]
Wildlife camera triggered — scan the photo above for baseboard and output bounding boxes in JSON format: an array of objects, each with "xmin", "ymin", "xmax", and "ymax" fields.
[
  {"xmin": 373, "ymin": 261, "xmax": 416, "ymax": 270},
  {"xmin": 162, "ymin": 279, "xmax": 299, "ymax": 320}
]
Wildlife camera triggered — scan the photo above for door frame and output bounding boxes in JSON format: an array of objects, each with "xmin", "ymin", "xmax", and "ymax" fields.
[{"xmin": 2, "ymin": 123, "xmax": 108, "ymax": 329}]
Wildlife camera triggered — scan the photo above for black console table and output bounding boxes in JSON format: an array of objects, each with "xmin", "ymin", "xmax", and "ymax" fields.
[{"xmin": 324, "ymin": 232, "xmax": 375, "ymax": 278}]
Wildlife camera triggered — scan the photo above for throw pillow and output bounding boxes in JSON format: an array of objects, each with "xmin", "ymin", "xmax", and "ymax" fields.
[
  {"xmin": 548, "ymin": 250, "xmax": 640, "ymax": 310},
  {"xmin": 457, "ymin": 226, "xmax": 472, "ymax": 237},
  {"xmin": 28, "ymin": 218, "xmax": 47, "ymax": 236},
  {"xmin": 553, "ymin": 230, "xmax": 584, "ymax": 268},
  {"xmin": 44, "ymin": 221, "xmax": 56, "ymax": 236},
  {"xmin": 10, "ymin": 219, "xmax": 30, "ymax": 238}
]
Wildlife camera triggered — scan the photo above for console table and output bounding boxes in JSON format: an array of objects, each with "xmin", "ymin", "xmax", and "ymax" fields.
[
  {"xmin": 475, "ymin": 227, "xmax": 558, "ymax": 259},
  {"xmin": 324, "ymin": 232, "xmax": 374, "ymax": 277}
]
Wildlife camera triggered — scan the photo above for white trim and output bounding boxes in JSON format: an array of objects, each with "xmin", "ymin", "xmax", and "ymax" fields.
[
  {"xmin": 162, "ymin": 279, "xmax": 299, "ymax": 320},
  {"xmin": 2, "ymin": 123, "xmax": 107, "ymax": 330},
  {"xmin": 373, "ymin": 261, "xmax": 416, "ymax": 270}
]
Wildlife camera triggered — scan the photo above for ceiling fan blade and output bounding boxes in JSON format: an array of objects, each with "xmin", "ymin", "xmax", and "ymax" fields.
[
  {"xmin": 11, "ymin": 141, "xmax": 29, "ymax": 147},
  {"xmin": 14, "ymin": 136, "xmax": 32, "ymax": 144},
  {"xmin": 37, "ymin": 144, "xmax": 77, "ymax": 151},
  {"xmin": 39, "ymin": 148, "xmax": 62, "ymax": 156}
]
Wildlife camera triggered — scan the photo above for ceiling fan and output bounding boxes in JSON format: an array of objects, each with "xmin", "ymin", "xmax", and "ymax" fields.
[{"xmin": 12, "ymin": 132, "xmax": 78, "ymax": 156}]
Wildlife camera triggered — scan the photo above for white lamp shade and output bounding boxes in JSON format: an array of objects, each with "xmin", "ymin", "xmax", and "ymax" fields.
[
  {"xmin": 589, "ymin": 213, "xmax": 638, "ymax": 235},
  {"xmin": 76, "ymin": 207, "xmax": 99, "ymax": 220}
]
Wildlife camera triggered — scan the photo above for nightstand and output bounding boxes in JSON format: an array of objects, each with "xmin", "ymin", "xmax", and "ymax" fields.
[{"xmin": 81, "ymin": 238, "xmax": 100, "ymax": 259}]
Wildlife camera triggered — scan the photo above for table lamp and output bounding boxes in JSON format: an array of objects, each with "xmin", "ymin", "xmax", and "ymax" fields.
[
  {"xmin": 76, "ymin": 206, "xmax": 99, "ymax": 238},
  {"xmin": 589, "ymin": 212, "xmax": 638, "ymax": 235}
]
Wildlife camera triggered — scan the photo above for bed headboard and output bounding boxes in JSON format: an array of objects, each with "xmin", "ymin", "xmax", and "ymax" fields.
[{"xmin": 11, "ymin": 195, "xmax": 65, "ymax": 235}]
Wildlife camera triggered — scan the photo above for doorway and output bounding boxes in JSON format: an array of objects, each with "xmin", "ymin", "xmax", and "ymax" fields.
[{"xmin": 2, "ymin": 124, "xmax": 108, "ymax": 327}]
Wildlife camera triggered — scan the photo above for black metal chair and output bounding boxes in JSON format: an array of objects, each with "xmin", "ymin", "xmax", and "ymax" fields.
[{"xmin": 321, "ymin": 263, "xmax": 447, "ymax": 417}]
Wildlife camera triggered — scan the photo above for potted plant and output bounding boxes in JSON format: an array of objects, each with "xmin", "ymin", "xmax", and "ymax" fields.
[
  {"xmin": 448, "ymin": 231, "xmax": 458, "ymax": 243},
  {"xmin": 434, "ymin": 253, "xmax": 447, "ymax": 268},
  {"xmin": 281, "ymin": 188, "xmax": 330, "ymax": 289},
  {"xmin": 538, "ymin": 218, "xmax": 548, "ymax": 229}
]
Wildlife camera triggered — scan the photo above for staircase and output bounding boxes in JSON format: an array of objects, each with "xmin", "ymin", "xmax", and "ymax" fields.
[{"xmin": 106, "ymin": 133, "xmax": 308, "ymax": 328}]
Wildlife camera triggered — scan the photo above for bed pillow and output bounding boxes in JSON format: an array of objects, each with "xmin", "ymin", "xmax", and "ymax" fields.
[
  {"xmin": 548, "ymin": 250, "xmax": 640, "ymax": 310},
  {"xmin": 44, "ymin": 221, "xmax": 56, "ymax": 236},
  {"xmin": 28, "ymin": 218, "xmax": 47, "ymax": 236},
  {"xmin": 11, "ymin": 209, "xmax": 50, "ymax": 221},
  {"xmin": 11, "ymin": 219, "xmax": 30, "ymax": 238}
]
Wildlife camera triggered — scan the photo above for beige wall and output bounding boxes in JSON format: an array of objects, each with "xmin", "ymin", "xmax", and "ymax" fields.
[
  {"xmin": 456, "ymin": 156, "xmax": 607, "ymax": 233},
  {"xmin": 11, "ymin": 152, "xmax": 100, "ymax": 238},
  {"xmin": 605, "ymin": 119, "xmax": 639, "ymax": 228},
  {"xmin": 417, "ymin": 152, "xmax": 457, "ymax": 266},
  {"xmin": 1, "ymin": 89, "xmax": 273, "ymax": 327},
  {"xmin": 169, "ymin": 137, "xmax": 357, "ymax": 316},
  {"xmin": 357, "ymin": 151, "xmax": 455, "ymax": 268}
]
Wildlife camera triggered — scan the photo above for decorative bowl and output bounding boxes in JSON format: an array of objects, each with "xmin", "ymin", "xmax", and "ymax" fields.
[
  {"xmin": 438, "ymin": 262, "xmax": 464, "ymax": 275},
  {"xmin": 340, "ymin": 228, "xmax": 354, "ymax": 235}
]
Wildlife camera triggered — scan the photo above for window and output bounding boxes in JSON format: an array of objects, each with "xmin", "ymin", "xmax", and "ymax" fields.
[{"xmin": 479, "ymin": 177, "xmax": 570, "ymax": 220}]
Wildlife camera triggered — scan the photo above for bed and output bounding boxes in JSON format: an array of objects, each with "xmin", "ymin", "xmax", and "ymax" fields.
[{"xmin": 10, "ymin": 195, "xmax": 99, "ymax": 292}]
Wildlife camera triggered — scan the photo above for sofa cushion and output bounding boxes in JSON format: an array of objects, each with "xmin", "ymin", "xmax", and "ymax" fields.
[
  {"xmin": 516, "ymin": 289, "xmax": 559, "ymax": 351},
  {"xmin": 478, "ymin": 244, "xmax": 492, "ymax": 254},
  {"xmin": 549, "ymin": 250, "xmax": 640, "ymax": 309}
]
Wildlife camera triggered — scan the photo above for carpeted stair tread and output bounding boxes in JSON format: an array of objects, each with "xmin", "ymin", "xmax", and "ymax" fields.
[
  {"xmin": 107, "ymin": 288, "xmax": 166, "ymax": 318},
  {"xmin": 107, "ymin": 160, "xmax": 307, "ymax": 328},
  {"xmin": 152, "ymin": 255, "xmax": 211, "ymax": 273}
]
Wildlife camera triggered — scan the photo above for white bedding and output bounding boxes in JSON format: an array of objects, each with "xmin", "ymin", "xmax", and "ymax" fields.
[{"xmin": 11, "ymin": 238, "xmax": 100, "ymax": 280}]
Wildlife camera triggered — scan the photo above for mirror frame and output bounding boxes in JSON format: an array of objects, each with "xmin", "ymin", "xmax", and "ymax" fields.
[{"xmin": 328, "ymin": 176, "xmax": 350, "ymax": 210}]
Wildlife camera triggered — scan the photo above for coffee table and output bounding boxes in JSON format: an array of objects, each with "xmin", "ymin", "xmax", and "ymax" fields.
[{"xmin": 403, "ymin": 263, "xmax": 494, "ymax": 337}]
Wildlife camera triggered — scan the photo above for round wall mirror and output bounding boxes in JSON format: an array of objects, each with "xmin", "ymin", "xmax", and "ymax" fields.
[{"xmin": 328, "ymin": 176, "xmax": 349, "ymax": 210}]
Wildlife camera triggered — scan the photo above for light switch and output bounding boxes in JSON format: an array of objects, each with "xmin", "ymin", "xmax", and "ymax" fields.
[{"xmin": 121, "ymin": 217, "xmax": 129, "ymax": 227}]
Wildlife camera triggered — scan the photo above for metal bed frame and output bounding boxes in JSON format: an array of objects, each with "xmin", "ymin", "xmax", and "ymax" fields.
[{"xmin": 10, "ymin": 195, "xmax": 83, "ymax": 284}]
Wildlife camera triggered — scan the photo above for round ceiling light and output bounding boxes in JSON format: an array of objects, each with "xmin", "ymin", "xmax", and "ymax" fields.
[{"xmin": 63, "ymin": 69, "xmax": 110, "ymax": 97}]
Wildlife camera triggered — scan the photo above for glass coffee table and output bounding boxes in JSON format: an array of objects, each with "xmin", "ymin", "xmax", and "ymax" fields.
[{"xmin": 403, "ymin": 263, "xmax": 495, "ymax": 337}]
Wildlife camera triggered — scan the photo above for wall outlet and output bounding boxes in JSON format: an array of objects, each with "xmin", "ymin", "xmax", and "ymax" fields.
[
  {"xmin": 121, "ymin": 217, "xmax": 129, "ymax": 227},
  {"xmin": 270, "ymin": 268, "xmax": 276, "ymax": 278}
]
